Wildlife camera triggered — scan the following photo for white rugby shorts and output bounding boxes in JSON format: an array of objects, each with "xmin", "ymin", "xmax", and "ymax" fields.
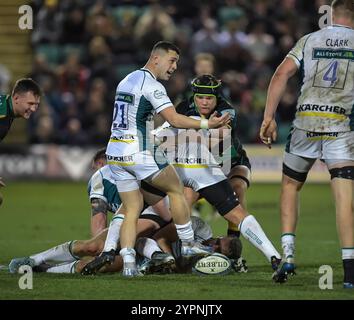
[{"xmin": 285, "ymin": 127, "xmax": 354, "ymax": 161}]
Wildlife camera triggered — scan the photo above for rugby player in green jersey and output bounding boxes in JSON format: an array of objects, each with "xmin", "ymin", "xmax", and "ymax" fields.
[{"xmin": 0, "ymin": 78, "xmax": 41, "ymax": 205}]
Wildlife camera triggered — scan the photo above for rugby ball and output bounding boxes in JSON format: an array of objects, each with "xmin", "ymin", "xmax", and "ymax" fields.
[{"xmin": 192, "ymin": 253, "xmax": 232, "ymax": 275}]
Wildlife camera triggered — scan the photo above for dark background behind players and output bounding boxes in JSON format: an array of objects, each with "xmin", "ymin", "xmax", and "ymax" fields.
[{"xmin": 0, "ymin": 0, "xmax": 325, "ymax": 146}]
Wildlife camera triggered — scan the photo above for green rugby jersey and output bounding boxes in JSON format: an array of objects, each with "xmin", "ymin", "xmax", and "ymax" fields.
[{"xmin": 0, "ymin": 94, "xmax": 15, "ymax": 142}]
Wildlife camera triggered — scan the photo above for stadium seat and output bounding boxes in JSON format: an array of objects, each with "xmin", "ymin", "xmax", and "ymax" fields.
[
  {"xmin": 111, "ymin": 5, "xmax": 141, "ymax": 26},
  {"xmin": 62, "ymin": 44, "xmax": 84, "ymax": 62},
  {"xmin": 35, "ymin": 44, "xmax": 62, "ymax": 65}
]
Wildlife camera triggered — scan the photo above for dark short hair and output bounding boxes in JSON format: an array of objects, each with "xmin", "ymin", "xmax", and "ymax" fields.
[
  {"xmin": 332, "ymin": 0, "xmax": 354, "ymax": 12},
  {"xmin": 152, "ymin": 41, "xmax": 180, "ymax": 55},
  {"xmin": 92, "ymin": 148, "xmax": 106, "ymax": 163},
  {"xmin": 12, "ymin": 78, "xmax": 42, "ymax": 97}
]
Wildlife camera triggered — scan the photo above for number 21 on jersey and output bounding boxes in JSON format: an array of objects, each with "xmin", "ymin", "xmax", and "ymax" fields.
[
  {"xmin": 112, "ymin": 92, "xmax": 135, "ymax": 130},
  {"xmin": 113, "ymin": 102, "xmax": 129, "ymax": 129}
]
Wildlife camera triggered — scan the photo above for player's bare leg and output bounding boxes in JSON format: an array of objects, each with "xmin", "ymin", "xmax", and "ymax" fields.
[
  {"xmin": 150, "ymin": 165, "xmax": 190, "ymax": 225},
  {"xmin": 269, "ymin": 174, "xmax": 305, "ymax": 282},
  {"xmin": 280, "ymin": 174, "xmax": 304, "ymax": 235},
  {"xmin": 149, "ymin": 165, "xmax": 210, "ymax": 256},
  {"xmin": 328, "ymin": 161, "xmax": 354, "ymax": 288},
  {"xmin": 183, "ymin": 187, "xmax": 200, "ymax": 209}
]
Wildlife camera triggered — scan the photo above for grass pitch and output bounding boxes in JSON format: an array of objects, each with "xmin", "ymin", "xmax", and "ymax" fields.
[{"xmin": 0, "ymin": 182, "xmax": 353, "ymax": 300}]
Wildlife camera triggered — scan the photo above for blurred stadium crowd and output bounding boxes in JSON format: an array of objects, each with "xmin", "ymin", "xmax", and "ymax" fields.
[{"xmin": 3, "ymin": 0, "xmax": 328, "ymax": 145}]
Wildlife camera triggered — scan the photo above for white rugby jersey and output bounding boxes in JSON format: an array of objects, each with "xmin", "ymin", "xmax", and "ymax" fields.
[
  {"xmin": 153, "ymin": 117, "xmax": 219, "ymax": 168},
  {"xmin": 87, "ymin": 165, "xmax": 121, "ymax": 213},
  {"xmin": 191, "ymin": 216, "xmax": 213, "ymax": 242},
  {"xmin": 287, "ymin": 24, "xmax": 354, "ymax": 132},
  {"xmin": 106, "ymin": 68, "xmax": 173, "ymax": 156}
]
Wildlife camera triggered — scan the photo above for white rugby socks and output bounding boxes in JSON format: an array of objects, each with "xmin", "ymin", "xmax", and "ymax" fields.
[
  {"xmin": 281, "ymin": 233, "xmax": 296, "ymax": 259},
  {"xmin": 30, "ymin": 241, "xmax": 78, "ymax": 265},
  {"xmin": 175, "ymin": 221, "xmax": 194, "ymax": 243},
  {"xmin": 239, "ymin": 215, "xmax": 281, "ymax": 261},
  {"xmin": 103, "ymin": 214, "xmax": 124, "ymax": 252},
  {"xmin": 46, "ymin": 261, "xmax": 77, "ymax": 274},
  {"xmin": 136, "ymin": 237, "xmax": 161, "ymax": 259},
  {"xmin": 120, "ymin": 247, "xmax": 136, "ymax": 264},
  {"xmin": 342, "ymin": 248, "xmax": 354, "ymax": 260}
]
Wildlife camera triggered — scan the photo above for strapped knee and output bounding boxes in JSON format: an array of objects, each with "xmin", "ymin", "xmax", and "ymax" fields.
[
  {"xmin": 283, "ymin": 163, "xmax": 308, "ymax": 182},
  {"xmin": 229, "ymin": 175, "xmax": 250, "ymax": 188},
  {"xmin": 329, "ymin": 166, "xmax": 354, "ymax": 180},
  {"xmin": 199, "ymin": 180, "xmax": 240, "ymax": 216}
]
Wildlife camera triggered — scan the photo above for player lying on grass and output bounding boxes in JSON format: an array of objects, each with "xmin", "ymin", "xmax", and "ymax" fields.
[
  {"xmin": 9, "ymin": 214, "xmax": 244, "ymax": 275},
  {"xmin": 8, "ymin": 148, "xmax": 173, "ymax": 273},
  {"xmin": 8, "ymin": 210, "xmax": 175, "ymax": 274}
]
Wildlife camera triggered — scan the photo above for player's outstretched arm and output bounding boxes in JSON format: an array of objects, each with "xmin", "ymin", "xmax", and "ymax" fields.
[
  {"xmin": 160, "ymin": 107, "xmax": 230, "ymax": 129},
  {"xmin": 260, "ymin": 58, "xmax": 298, "ymax": 148}
]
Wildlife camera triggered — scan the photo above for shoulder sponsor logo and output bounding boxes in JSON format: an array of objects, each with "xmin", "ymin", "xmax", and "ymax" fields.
[
  {"xmin": 116, "ymin": 92, "xmax": 134, "ymax": 104},
  {"xmin": 153, "ymin": 90, "xmax": 165, "ymax": 99}
]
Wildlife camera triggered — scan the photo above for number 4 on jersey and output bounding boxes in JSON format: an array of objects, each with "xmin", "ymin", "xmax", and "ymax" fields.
[{"xmin": 323, "ymin": 60, "xmax": 338, "ymax": 86}]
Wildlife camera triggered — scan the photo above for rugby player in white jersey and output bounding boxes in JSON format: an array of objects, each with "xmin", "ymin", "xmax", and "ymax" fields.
[
  {"xmin": 260, "ymin": 0, "xmax": 354, "ymax": 287},
  {"xmin": 104, "ymin": 41, "xmax": 230, "ymax": 277}
]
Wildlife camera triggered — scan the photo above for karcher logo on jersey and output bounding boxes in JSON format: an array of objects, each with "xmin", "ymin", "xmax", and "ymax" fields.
[
  {"xmin": 109, "ymin": 135, "xmax": 136, "ymax": 143},
  {"xmin": 116, "ymin": 92, "xmax": 134, "ymax": 104},
  {"xmin": 174, "ymin": 157, "xmax": 208, "ymax": 168},
  {"xmin": 298, "ymin": 104, "xmax": 347, "ymax": 120},
  {"xmin": 107, "ymin": 155, "xmax": 135, "ymax": 166},
  {"xmin": 107, "ymin": 155, "xmax": 133, "ymax": 162},
  {"xmin": 306, "ymin": 132, "xmax": 339, "ymax": 138},
  {"xmin": 313, "ymin": 48, "xmax": 354, "ymax": 61},
  {"xmin": 306, "ymin": 132, "xmax": 339, "ymax": 140}
]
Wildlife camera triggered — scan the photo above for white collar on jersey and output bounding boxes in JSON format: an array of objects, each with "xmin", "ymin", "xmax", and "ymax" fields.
[
  {"xmin": 331, "ymin": 23, "xmax": 353, "ymax": 29},
  {"xmin": 140, "ymin": 68, "xmax": 156, "ymax": 80}
]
